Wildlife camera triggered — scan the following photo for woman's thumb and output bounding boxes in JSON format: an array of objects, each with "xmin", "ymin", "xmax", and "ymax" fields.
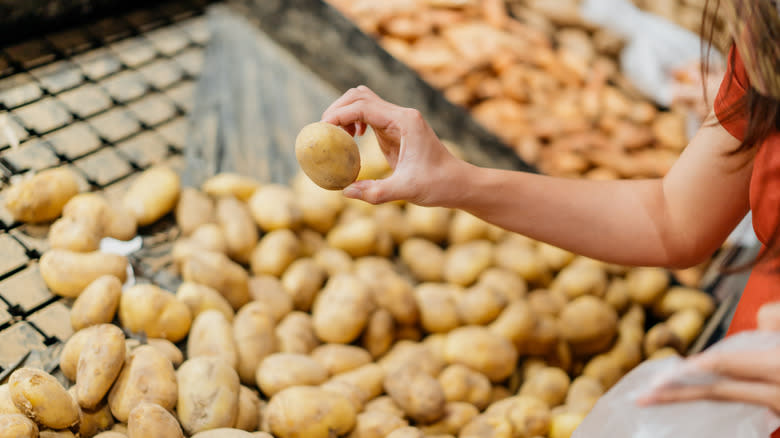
[{"xmin": 343, "ymin": 178, "xmax": 399, "ymax": 204}]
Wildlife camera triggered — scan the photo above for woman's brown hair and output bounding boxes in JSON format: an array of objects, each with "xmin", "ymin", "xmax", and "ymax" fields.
[{"xmin": 701, "ymin": 0, "xmax": 780, "ymax": 267}]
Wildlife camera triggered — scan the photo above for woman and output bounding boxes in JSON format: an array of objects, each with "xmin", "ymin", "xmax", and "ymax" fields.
[{"xmin": 320, "ymin": 0, "xmax": 780, "ymax": 427}]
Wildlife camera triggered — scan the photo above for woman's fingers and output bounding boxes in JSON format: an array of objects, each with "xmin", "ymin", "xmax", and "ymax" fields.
[
  {"xmin": 343, "ymin": 176, "xmax": 404, "ymax": 205},
  {"xmin": 638, "ymin": 378, "xmax": 780, "ymax": 414},
  {"xmin": 322, "ymin": 98, "xmax": 399, "ymax": 135}
]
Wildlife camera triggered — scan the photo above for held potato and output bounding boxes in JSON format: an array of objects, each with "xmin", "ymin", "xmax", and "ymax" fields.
[
  {"xmin": 250, "ymin": 229, "xmax": 300, "ymax": 277},
  {"xmin": 414, "ymin": 283, "xmax": 461, "ymax": 334},
  {"xmin": 437, "ymin": 364, "xmax": 492, "ymax": 410},
  {"xmin": 384, "ymin": 366, "xmax": 446, "ymax": 424},
  {"xmin": 477, "ymin": 268, "xmax": 528, "ymax": 302},
  {"xmin": 177, "ymin": 357, "xmax": 240, "ymax": 435},
  {"xmin": 5, "ymin": 167, "xmax": 79, "ymax": 223},
  {"xmin": 256, "ymin": 353, "xmax": 329, "ymax": 397},
  {"xmin": 443, "ymin": 240, "xmax": 494, "ymax": 287},
  {"xmin": 202, "ymin": 173, "xmax": 260, "ymax": 201},
  {"xmin": 70, "ymin": 275, "xmax": 122, "ymax": 331},
  {"xmin": 176, "ymin": 282, "xmax": 235, "ymax": 322},
  {"xmin": 187, "ymin": 310, "xmax": 238, "ymax": 369},
  {"xmin": 361, "ymin": 309, "xmax": 396, "ymax": 358},
  {"xmin": 295, "ymin": 121, "xmax": 361, "ymax": 190},
  {"xmin": 419, "ymin": 402, "xmax": 479, "ymax": 436},
  {"xmin": 445, "ymin": 326, "xmax": 518, "ymax": 382},
  {"xmin": 122, "ymin": 166, "xmax": 180, "ymax": 226},
  {"xmin": 233, "ymin": 302, "xmax": 277, "ymax": 385},
  {"xmin": 281, "ymin": 258, "xmax": 326, "ymax": 312},
  {"xmin": 653, "ymin": 287, "xmax": 715, "ymax": 318},
  {"xmin": 400, "ymin": 238, "xmax": 444, "ymax": 282},
  {"xmin": 456, "ymin": 284, "xmax": 507, "ymax": 326},
  {"xmin": 0, "ymin": 413, "xmax": 38, "ymax": 438},
  {"xmin": 9, "ymin": 367, "xmax": 80, "ymax": 429},
  {"xmin": 247, "ymin": 275, "xmax": 294, "ymax": 322},
  {"xmin": 558, "ymin": 296, "xmax": 618, "ymax": 356},
  {"xmin": 127, "ymin": 402, "xmax": 183, "ymax": 438},
  {"xmin": 312, "ymin": 274, "xmax": 373, "ymax": 344},
  {"xmin": 266, "ymin": 386, "xmax": 356, "ymax": 438},
  {"xmin": 175, "ymin": 187, "xmax": 215, "ymax": 236},
  {"xmin": 519, "ymin": 367, "xmax": 570, "ymax": 408},
  {"xmin": 626, "ymin": 267, "xmax": 669, "ymax": 306},
  {"xmin": 40, "ymin": 250, "xmax": 128, "ymax": 298},
  {"xmin": 181, "ymin": 251, "xmax": 250, "ymax": 310},
  {"xmin": 108, "ymin": 345, "xmax": 177, "ymax": 422},
  {"xmin": 311, "ymin": 344, "xmax": 373, "ymax": 376},
  {"xmin": 216, "ymin": 196, "xmax": 258, "ymax": 264},
  {"xmin": 119, "ymin": 284, "xmax": 192, "ymax": 342},
  {"xmin": 348, "ymin": 411, "xmax": 408, "ymax": 438},
  {"xmin": 275, "ymin": 311, "xmax": 320, "ymax": 354},
  {"xmin": 76, "ymin": 324, "xmax": 126, "ymax": 409},
  {"xmin": 248, "ymin": 185, "xmax": 302, "ymax": 231},
  {"xmin": 234, "ymin": 386, "xmax": 261, "ymax": 432}
]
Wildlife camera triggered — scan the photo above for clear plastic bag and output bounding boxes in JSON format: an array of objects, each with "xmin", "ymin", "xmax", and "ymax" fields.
[{"xmin": 573, "ymin": 331, "xmax": 780, "ymax": 438}]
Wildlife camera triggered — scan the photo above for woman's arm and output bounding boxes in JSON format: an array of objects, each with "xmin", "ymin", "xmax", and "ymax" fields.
[{"xmin": 323, "ymin": 86, "xmax": 752, "ymax": 269}]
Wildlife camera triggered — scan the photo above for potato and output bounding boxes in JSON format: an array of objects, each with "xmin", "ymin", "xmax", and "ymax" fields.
[
  {"xmin": 293, "ymin": 173, "xmax": 346, "ymax": 233},
  {"xmin": 202, "ymin": 173, "xmax": 260, "ymax": 201},
  {"xmin": 256, "ymin": 353, "xmax": 329, "ymax": 397},
  {"xmin": 76, "ymin": 324, "xmax": 126, "ymax": 409},
  {"xmin": 93, "ymin": 432, "xmax": 126, "ymax": 438},
  {"xmin": 215, "ymin": 197, "xmax": 258, "ymax": 264},
  {"xmin": 250, "ymin": 229, "xmax": 300, "ymax": 277},
  {"xmin": 489, "ymin": 386, "xmax": 513, "ymax": 405},
  {"xmin": 355, "ymin": 259, "xmax": 419, "ymax": 326},
  {"xmin": 176, "ymin": 282, "xmax": 234, "ymax": 322},
  {"xmin": 49, "ymin": 216, "xmax": 101, "ymax": 252},
  {"xmin": 123, "ymin": 166, "xmax": 180, "ymax": 226},
  {"xmin": 495, "ymin": 240, "xmax": 550, "ymax": 285},
  {"xmin": 313, "ymin": 247, "xmax": 353, "ymax": 276},
  {"xmin": 188, "ymin": 310, "xmax": 238, "ymax": 368},
  {"xmin": 327, "ymin": 217, "xmax": 382, "ymax": 257},
  {"xmin": 127, "ymin": 402, "xmax": 183, "ymax": 438},
  {"xmin": 0, "ymin": 413, "xmax": 38, "ymax": 438},
  {"xmin": 445, "ymin": 326, "xmax": 518, "ymax": 382},
  {"xmin": 5, "ymin": 167, "xmax": 79, "ymax": 223},
  {"xmin": 406, "ymin": 205, "xmax": 450, "ymax": 243},
  {"xmin": 70, "ymin": 275, "xmax": 122, "ymax": 331},
  {"xmin": 234, "ymin": 387, "xmax": 261, "ymax": 432},
  {"xmin": 527, "ymin": 289, "xmax": 568, "ymax": 317},
  {"xmin": 551, "ymin": 263, "xmax": 607, "ymax": 299},
  {"xmin": 72, "ymin": 386, "xmax": 115, "ymax": 437},
  {"xmin": 415, "ymin": 283, "xmax": 461, "ymax": 333},
  {"xmin": 443, "ymin": 240, "xmax": 494, "ymax": 287},
  {"xmin": 298, "ymin": 228, "xmax": 326, "ymax": 257},
  {"xmin": 607, "ymin": 337, "xmax": 642, "ymax": 372},
  {"xmin": 312, "ymin": 274, "xmax": 373, "ymax": 343},
  {"xmin": 233, "ymin": 302, "xmax": 277, "ymax": 385},
  {"xmin": 643, "ymin": 322, "xmax": 683, "ymax": 356},
  {"xmin": 190, "ymin": 223, "xmax": 228, "ymax": 253},
  {"xmin": 9, "ymin": 367, "xmax": 80, "ymax": 429},
  {"xmin": 558, "ymin": 296, "xmax": 618, "ymax": 356},
  {"xmin": 177, "ymin": 357, "xmax": 240, "ymax": 434},
  {"xmin": 524, "ymin": 315, "xmax": 559, "ymax": 356},
  {"xmin": 459, "ymin": 415, "xmax": 513, "ymax": 438},
  {"xmin": 626, "ymin": 267, "xmax": 669, "ymax": 306},
  {"xmin": 565, "ymin": 376, "xmax": 604, "ymax": 413},
  {"xmin": 400, "ymin": 238, "xmax": 444, "ymax": 282},
  {"xmin": 604, "ymin": 278, "xmax": 631, "ymax": 314},
  {"xmin": 437, "ymin": 364, "xmax": 491, "ymax": 410},
  {"xmin": 449, "ymin": 210, "xmax": 490, "ymax": 244},
  {"xmin": 374, "ymin": 203, "xmax": 411, "ymax": 244},
  {"xmin": 519, "ymin": 367, "xmax": 570, "ymax": 408},
  {"xmin": 248, "ymin": 185, "xmax": 302, "ymax": 231},
  {"xmin": 175, "ymin": 187, "xmax": 215, "ymax": 236},
  {"xmin": 582, "ymin": 354, "xmax": 623, "ymax": 389},
  {"xmin": 119, "ymin": 284, "xmax": 192, "ymax": 342},
  {"xmin": 536, "ymin": 243, "xmax": 575, "ymax": 271},
  {"xmin": 143, "ymin": 339, "xmax": 183, "ymax": 368},
  {"xmin": 622, "ymin": 303, "xmax": 646, "ymax": 327},
  {"xmin": 311, "ymin": 344, "xmax": 373, "ymax": 376},
  {"xmin": 504, "ymin": 396, "xmax": 551, "ymax": 437},
  {"xmin": 60, "ymin": 327, "xmax": 98, "ymax": 381},
  {"xmin": 332, "ymin": 364, "xmax": 386, "ymax": 400},
  {"xmin": 457, "ymin": 283, "xmax": 506, "ymax": 326},
  {"xmin": 666, "ymin": 309, "xmax": 705, "ymax": 350},
  {"xmin": 266, "ymin": 386, "xmax": 356, "ymax": 438},
  {"xmin": 0, "ymin": 385, "xmax": 21, "ymax": 416},
  {"xmin": 39, "ymin": 429, "xmax": 76, "ymax": 437},
  {"xmin": 282, "ymin": 258, "xmax": 326, "ymax": 312},
  {"xmin": 384, "ymin": 366, "xmax": 446, "ymax": 424},
  {"xmin": 379, "ymin": 341, "xmax": 445, "ymax": 377},
  {"xmin": 363, "ymin": 396, "xmax": 404, "ymax": 417},
  {"xmin": 58, "ymin": 193, "xmax": 135, "ymax": 243},
  {"xmin": 362, "ymin": 309, "xmax": 396, "ymax": 358},
  {"xmin": 386, "ymin": 427, "xmax": 425, "ymax": 438},
  {"xmin": 320, "ymin": 380, "xmax": 369, "ymax": 413},
  {"xmin": 648, "ymin": 347, "xmax": 681, "ymax": 361},
  {"xmin": 181, "ymin": 251, "xmax": 250, "ymax": 310},
  {"xmin": 423, "ymin": 333, "xmax": 449, "ymax": 365},
  {"xmin": 653, "ymin": 287, "xmax": 715, "ymax": 318},
  {"xmin": 549, "ymin": 412, "xmax": 586, "ymax": 438},
  {"xmin": 420, "ymin": 402, "xmax": 479, "ymax": 436},
  {"xmin": 276, "ymin": 311, "xmax": 320, "ymax": 354},
  {"xmin": 40, "ymin": 249, "xmax": 128, "ymax": 298},
  {"xmin": 477, "ymin": 268, "xmax": 527, "ymax": 302},
  {"xmin": 348, "ymin": 411, "xmax": 408, "ymax": 438},
  {"xmin": 488, "ymin": 300, "xmax": 535, "ymax": 349},
  {"xmin": 247, "ymin": 275, "xmax": 294, "ymax": 322},
  {"xmin": 295, "ymin": 121, "xmax": 361, "ymax": 190},
  {"xmin": 108, "ymin": 345, "xmax": 177, "ymax": 422}
]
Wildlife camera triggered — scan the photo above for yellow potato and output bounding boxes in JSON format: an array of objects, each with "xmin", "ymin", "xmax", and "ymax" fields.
[
  {"xmin": 456, "ymin": 283, "xmax": 507, "ymax": 325},
  {"xmin": 175, "ymin": 187, "xmax": 215, "ymax": 236},
  {"xmin": 489, "ymin": 386, "xmax": 513, "ymax": 405},
  {"xmin": 127, "ymin": 402, "xmax": 183, "ymax": 438},
  {"xmin": 119, "ymin": 284, "xmax": 192, "ymax": 342},
  {"xmin": 643, "ymin": 322, "xmax": 683, "ymax": 356},
  {"xmin": 488, "ymin": 300, "xmax": 536, "ymax": 350},
  {"xmin": 363, "ymin": 396, "xmax": 404, "ymax": 417},
  {"xmin": 188, "ymin": 222, "xmax": 228, "ymax": 254},
  {"xmin": 400, "ymin": 238, "xmax": 444, "ymax": 282},
  {"xmin": 9, "ymin": 368, "xmax": 80, "ymax": 429},
  {"xmin": 523, "ymin": 315, "xmax": 560, "ymax": 356},
  {"xmin": 122, "ymin": 166, "xmax": 180, "ymax": 226},
  {"xmin": 108, "ymin": 345, "xmax": 177, "ymax": 422},
  {"xmin": 188, "ymin": 310, "xmax": 238, "ymax": 368},
  {"xmin": 653, "ymin": 287, "xmax": 715, "ymax": 319},
  {"xmin": 234, "ymin": 386, "xmax": 261, "ymax": 432},
  {"xmin": 444, "ymin": 240, "xmax": 494, "ymax": 287},
  {"xmin": 250, "ymin": 229, "xmax": 300, "ymax": 277},
  {"xmin": 495, "ymin": 240, "xmax": 551, "ymax": 285},
  {"xmin": 626, "ymin": 267, "xmax": 669, "ymax": 306},
  {"xmin": 298, "ymin": 228, "xmax": 326, "ymax": 256},
  {"xmin": 233, "ymin": 302, "xmax": 277, "ymax": 385},
  {"xmin": 202, "ymin": 173, "xmax": 260, "ymax": 201},
  {"xmin": 361, "ymin": 309, "xmax": 396, "ymax": 358},
  {"xmin": 248, "ymin": 185, "xmax": 302, "ymax": 231},
  {"xmin": 386, "ymin": 427, "xmax": 425, "ymax": 438},
  {"xmin": 177, "ymin": 357, "xmax": 240, "ymax": 435},
  {"xmin": 355, "ymin": 258, "xmax": 419, "ymax": 326},
  {"xmin": 565, "ymin": 376, "xmax": 604, "ymax": 413},
  {"xmin": 551, "ymin": 263, "xmax": 607, "ymax": 299},
  {"xmin": 647, "ymin": 347, "xmax": 681, "ymax": 361},
  {"xmin": 311, "ymin": 344, "xmax": 373, "ymax": 376},
  {"xmin": 327, "ymin": 217, "xmax": 381, "ymax": 257},
  {"xmin": 448, "ymin": 210, "xmax": 490, "ymax": 244},
  {"xmin": 406, "ymin": 204, "xmax": 451, "ymax": 243},
  {"xmin": 247, "ymin": 274, "xmax": 292, "ymax": 315},
  {"xmin": 477, "ymin": 268, "xmax": 528, "ymax": 302},
  {"xmin": 49, "ymin": 216, "xmax": 101, "ymax": 252},
  {"xmin": 604, "ymin": 278, "xmax": 631, "ymax": 314},
  {"xmin": 313, "ymin": 247, "xmax": 353, "ymax": 277},
  {"xmin": 420, "ymin": 402, "xmax": 479, "ymax": 436},
  {"xmin": 176, "ymin": 282, "xmax": 235, "ymax": 322},
  {"xmin": 0, "ymin": 385, "xmax": 21, "ymax": 416},
  {"xmin": 348, "ymin": 411, "xmax": 408, "ymax": 438},
  {"xmin": 312, "ymin": 274, "xmax": 373, "ymax": 344},
  {"xmin": 374, "ymin": 203, "xmax": 411, "ymax": 244},
  {"xmin": 144, "ymin": 338, "xmax": 184, "ymax": 368},
  {"xmin": 76, "ymin": 324, "xmax": 126, "ymax": 409},
  {"xmin": 256, "ymin": 353, "xmax": 329, "ymax": 397},
  {"xmin": 5, "ymin": 167, "xmax": 79, "ymax": 223},
  {"xmin": 558, "ymin": 296, "xmax": 618, "ymax": 356},
  {"xmin": 216, "ymin": 196, "xmax": 258, "ymax": 264},
  {"xmin": 582, "ymin": 354, "xmax": 624, "ymax": 389},
  {"xmin": 503, "ymin": 396, "xmax": 551, "ymax": 437},
  {"xmin": 415, "ymin": 283, "xmax": 462, "ymax": 334},
  {"xmin": 549, "ymin": 412, "xmax": 586, "ymax": 438},
  {"xmin": 438, "ymin": 364, "xmax": 492, "ymax": 410},
  {"xmin": 519, "ymin": 367, "xmax": 570, "ymax": 408},
  {"xmin": 536, "ymin": 243, "xmax": 575, "ymax": 271},
  {"xmin": 67, "ymin": 386, "xmax": 114, "ymax": 437},
  {"xmin": 459, "ymin": 415, "xmax": 513, "ymax": 438},
  {"xmin": 379, "ymin": 341, "xmax": 445, "ymax": 378},
  {"xmin": 292, "ymin": 172, "xmax": 346, "ymax": 233},
  {"xmin": 281, "ymin": 258, "xmax": 326, "ymax": 312},
  {"xmin": 666, "ymin": 309, "xmax": 705, "ymax": 350},
  {"xmin": 607, "ymin": 337, "xmax": 642, "ymax": 373},
  {"xmin": 445, "ymin": 326, "xmax": 518, "ymax": 382},
  {"xmin": 396, "ymin": 324, "xmax": 423, "ymax": 342},
  {"xmin": 295, "ymin": 121, "xmax": 361, "ymax": 190},
  {"xmin": 321, "ymin": 379, "xmax": 369, "ymax": 413},
  {"xmin": 266, "ymin": 386, "xmax": 356, "ymax": 438},
  {"xmin": 527, "ymin": 289, "xmax": 568, "ymax": 317},
  {"xmin": 70, "ymin": 275, "xmax": 122, "ymax": 331},
  {"xmin": 40, "ymin": 249, "xmax": 127, "ymax": 298},
  {"xmin": 181, "ymin": 251, "xmax": 250, "ymax": 310},
  {"xmin": 192, "ymin": 429, "xmax": 257, "ymax": 438},
  {"xmin": 275, "ymin": 311, "xmax": 320, "ymax": 354},
  {"xmin": 60, "ymin": 326, "xmax": 97, "ymax": 381},
  {"xmin": 384, "ymin": 366, "xmax": 446, "ymax": 424},
  {"xmin": 332, "ymin": 364, "xmax": 386, "ymax": 400},
  {"xmin": 0, "ymin": 413, "xmax": 38, "ymax": 438}
]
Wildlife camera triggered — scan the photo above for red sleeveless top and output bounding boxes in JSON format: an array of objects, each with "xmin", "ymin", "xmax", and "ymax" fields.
[{"xmin": 714, "ymin": 46, "xmax": 780, "ymax": 438}]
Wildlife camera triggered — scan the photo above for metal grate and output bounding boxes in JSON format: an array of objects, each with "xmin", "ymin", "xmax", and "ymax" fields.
[{"xmin": 0, "ymin": 0, "xmax": 212, "ymax": 379}]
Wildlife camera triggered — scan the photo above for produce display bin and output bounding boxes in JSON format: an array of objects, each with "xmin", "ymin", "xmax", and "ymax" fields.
[{"xmin": 0, "ymin": 0, "xmax": 756, "ymax": 385}]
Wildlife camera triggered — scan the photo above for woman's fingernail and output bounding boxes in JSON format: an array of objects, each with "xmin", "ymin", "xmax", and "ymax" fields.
[{"xmin": 343, "ymin": 185, "xmax": 362, "ymax": 198}]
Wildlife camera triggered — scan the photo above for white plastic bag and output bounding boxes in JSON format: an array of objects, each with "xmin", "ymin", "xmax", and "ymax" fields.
[{"xmin": 573, "ymin": 331, "xmax": 780, "ymax": 438}]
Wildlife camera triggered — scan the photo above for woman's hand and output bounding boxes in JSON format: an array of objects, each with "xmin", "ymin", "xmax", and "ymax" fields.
[
  {"xmin": 637, "ymin": 302, "xmax": 780, "ymax": 413},
  {"xmin": 321, "ymin": 86, "xmax": 467, "ymax": 206}
]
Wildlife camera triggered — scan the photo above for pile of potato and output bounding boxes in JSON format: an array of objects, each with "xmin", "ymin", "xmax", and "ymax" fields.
[{"xmin": 0, "ymin": 140, "xmax": 716, "ymax": 438}]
